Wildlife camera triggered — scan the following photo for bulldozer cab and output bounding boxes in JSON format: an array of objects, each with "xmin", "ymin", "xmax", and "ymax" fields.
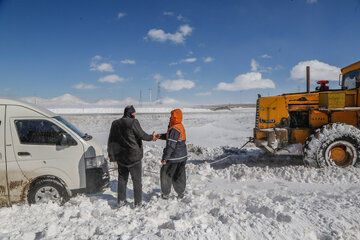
[{"xmin": 342, "ymin": 61, "xmax": 360, "ymax": 90}]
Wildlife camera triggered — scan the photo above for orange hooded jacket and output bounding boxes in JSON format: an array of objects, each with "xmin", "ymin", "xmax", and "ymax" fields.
[
  {"xmin": 167, "ymin": 109, "xmax": 186, "ymax": 141},
  {"xmin": 162, "ymin": 109, "xmax": 187, "ymax": 163}
]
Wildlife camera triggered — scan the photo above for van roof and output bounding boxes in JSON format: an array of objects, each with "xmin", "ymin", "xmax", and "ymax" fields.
[{"xmin": 0, "ymin": 98, "xmax": 56, "ymax": 117}]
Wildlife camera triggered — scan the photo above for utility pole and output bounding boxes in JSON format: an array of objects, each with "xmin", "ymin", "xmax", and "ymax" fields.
[
  {"xmin": 139, "ymin": 90, "xmax": 142, "ymax": 107},
  {"xmin": 149, "ymin": 88, "xmax": 152, "ymax": 102},
  {"xmin": 157, "ymin": 81, "xmax": 161, "ymax": 100}
]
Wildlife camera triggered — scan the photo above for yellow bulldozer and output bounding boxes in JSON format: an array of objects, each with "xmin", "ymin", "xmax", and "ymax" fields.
[{"xmin": 254, "ymin": 60, "xmax": 360, "ymax": 168}]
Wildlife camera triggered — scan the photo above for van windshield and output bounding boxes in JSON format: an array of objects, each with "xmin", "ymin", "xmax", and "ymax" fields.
[{"xmin": 54, "ymin": 116, "xmax": 85, "ymax": 138}]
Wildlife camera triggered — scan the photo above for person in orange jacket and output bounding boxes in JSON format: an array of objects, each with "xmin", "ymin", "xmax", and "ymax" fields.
[{"xmin": 157, "ymin": 109, "xmax": 187, "ymax": 199}]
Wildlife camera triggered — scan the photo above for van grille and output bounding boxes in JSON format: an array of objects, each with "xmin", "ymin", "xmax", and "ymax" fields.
[{"xmin": 255, "ymin": 99, "xmax": 259, "ymax": 129}]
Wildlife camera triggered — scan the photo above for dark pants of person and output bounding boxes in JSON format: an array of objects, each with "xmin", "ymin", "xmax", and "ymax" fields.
[
  {"xmin": 117, "ymin": 162, "xmax": 142, "ymax": 205},
  {"xmin": 160, "ymin": 161, "xmax": 186, "ymax": 196}
]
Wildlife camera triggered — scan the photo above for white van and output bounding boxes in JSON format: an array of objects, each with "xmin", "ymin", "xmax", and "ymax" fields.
[{"xmin": 0, "ymin": 98, "xmax": 109, "ymax": 207}]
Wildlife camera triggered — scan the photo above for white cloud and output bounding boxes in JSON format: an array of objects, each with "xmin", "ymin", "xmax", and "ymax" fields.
[
  {"xmin": 90, "ymin": 55, "xmax": 102, "ymax": 69},
  {"xmin": 194, "ymin": 66, "xmax": 201, "ymax": 73},
  {"xmin": 251, "ymin": 59, "xmax": 259, "ymax": 72},
  {"xmin": 153, "ymin": 74, "xmax": 163, "ymax": 82},
  {"xmin": 179, "ymin": 25, "xmax": 192, "ymax": 35},
  {"xmin": 177, "ymin": 14, "xmax": 185, "ymax": 21},
  {"xmin": 90, "ymin": 56, "xmax": 114, "ymax": 72},
  {"xmin": 196, "ymin": 91, "xmax": 212, "ymax": 96},
  {"xmin": 160, "ymin": 79, "xmax": 195, "ymax": 91},
  {"xmin": 98, "ymin": 74, "xmax": 124, "ymax": 83},
  {"xmin": 261, "ymin": 66, "xmax": 273, "ymax": 73},
  {"xmin": 274, "ymin": 65, "xmax": 283, "ymax": 70},
  {"xmin": 204, "ymin": 57, "xmax": 214, "ymax": 63},
  {"xmin": 170, "ymin": 57, "xmax": 197, "ymax": 66},
  {"xmin": 250, "ymin": 58, "xmax": 273, "ymax": 73},
  {"xmin": 89, "ymin": 63, "xmax": 97, "ymax": 71},
  {"xmin": 261, "ymin": 54, "xmax": 272, "ymax": 59},
  {"xmin": 176, "ymin": 70, "xmax": 183, "ymax": 78},
  {"xmin": 117, "ymin": 12, "xmax": 126, "ymax": 19},
  {"xmin": 147, "ymin": 29, "xmax": 184, "ymax": 43},
  {"xmin": 97, "ymin": 63, "xmax": 114, "ymax": 72},
  {"xmin": 290, "ymin": 60, "xmax": 340, "ymax": 83},
  {"xmin": 121, "ymin": 59, "xmax": 136, "ymax": 64},
  {"xmin": 163, "ymin": 11, "xmax": 174, "ymax": 16},
  {"xmin": 182, "ymin": 58, "xmax": 197, "ymax": 63},
  {"xmin": 307, "ymin": 0, "xmax": 317, "ymax": 4},
  {"xmin": 73, "ymin": 83, "xmax": 98, "ymax": 90},
  {"xmin": 216, "ymin": 72, "xmax": 275, "ymax": 91},
  {"xmin": 146, "ymin": 24, "xmax": 193, "ymax": 44},
  {"xmin": 93, "ymin": 55, "xmax": 102, "ymax": 60}
]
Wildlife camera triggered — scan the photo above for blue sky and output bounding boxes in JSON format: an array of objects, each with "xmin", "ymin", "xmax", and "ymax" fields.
[{"xmin": 0, "ymin": 0, "xmax": 359, "ymax": 104}]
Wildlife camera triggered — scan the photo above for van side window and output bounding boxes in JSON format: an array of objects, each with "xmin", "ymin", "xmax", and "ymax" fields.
[{"xmin": 15, "ymin": 120, "xmax": 66, "ymax": 145}]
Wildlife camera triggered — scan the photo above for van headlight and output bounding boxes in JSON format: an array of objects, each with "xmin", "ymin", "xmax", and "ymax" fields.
[{"xmin": 85, "ymin": 155, "xmax": 105, "ymax": 169}]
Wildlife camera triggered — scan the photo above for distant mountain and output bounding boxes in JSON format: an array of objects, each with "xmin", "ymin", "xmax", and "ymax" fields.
[
  {"xmin": 51, "ymin": 94, "xmax": 89, "ymax": 105},
  {"xmin": 94, "ymin": 97, "xmax": 139, "ymax": 106},
  {"xmin": 153, "ymin": 97, "xmax": 179, "ymax": 105},
  {"xmin": 19, "ymin": 94, "xmax": 180, "ymax": 108},
  {"xmin": 20, "ymin": 94, "xmax": 88, "ymax": 107}
]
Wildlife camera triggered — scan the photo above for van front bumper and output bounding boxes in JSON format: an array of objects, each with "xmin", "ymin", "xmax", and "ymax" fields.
[
  {"xmin": 71, "ymin": 163, "xmax": 109, "ymax": 196},
  {"xmin": 85, "ymin": 163, "xmax": 110, "ymax": 193}
]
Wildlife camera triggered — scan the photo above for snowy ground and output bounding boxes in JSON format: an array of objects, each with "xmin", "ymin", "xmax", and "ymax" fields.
[{"xmin": 1, "ymin": 107, "xmax": 360, "ymax": 240}]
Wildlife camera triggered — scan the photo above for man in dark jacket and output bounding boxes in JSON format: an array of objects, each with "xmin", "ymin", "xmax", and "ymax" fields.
[
  {"xmin": 157, "ymin": 109, "xmax": 187, "ymax": 199},
  {"xmin": 107, "ymin": 105, "xmax": 156, "ymax": 207}
]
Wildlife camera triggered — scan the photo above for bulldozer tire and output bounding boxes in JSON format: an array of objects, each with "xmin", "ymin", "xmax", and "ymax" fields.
[{"xmin": 303, "ymin": 123, "xmax": 360, "ymax": 168}]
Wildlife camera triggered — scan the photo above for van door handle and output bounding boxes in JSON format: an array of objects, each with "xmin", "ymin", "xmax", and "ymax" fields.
[{"xmin": 18, "ymin": 152, "xmax": 30, "ymax": 156}]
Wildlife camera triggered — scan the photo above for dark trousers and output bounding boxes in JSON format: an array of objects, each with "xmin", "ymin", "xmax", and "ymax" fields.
[
  {"xmin": 160, "ymin": 161, "xmax": 186, "ymax": 196},
  {"xmin": 117, "ymin": 162, "xmax": 142, "ymax": 205}
]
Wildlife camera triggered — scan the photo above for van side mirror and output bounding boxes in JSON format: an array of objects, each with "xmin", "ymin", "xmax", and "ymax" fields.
[
  {"xmin": 57, "ymin": 133, "xmax": 77, "ymax": 146},
  {"xmin": 58, "ymin": 133, "xmax": 68, "ymax": 146}
]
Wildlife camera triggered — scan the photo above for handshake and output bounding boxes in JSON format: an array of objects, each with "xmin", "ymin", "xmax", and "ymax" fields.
[{"xmin": 152, "ymin": 132, "xmax": 161, "ymax": 141}]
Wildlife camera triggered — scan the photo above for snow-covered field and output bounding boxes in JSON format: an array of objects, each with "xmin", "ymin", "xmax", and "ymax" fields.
[{"xmin": 1, "ymin": 107, "xmax": 360, "ymax": 240}]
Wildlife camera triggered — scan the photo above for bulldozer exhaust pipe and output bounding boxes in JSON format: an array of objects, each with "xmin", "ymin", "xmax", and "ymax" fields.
[{"xmin": 306, "ymin": 66, "xmax": 310, "ymax": 93}]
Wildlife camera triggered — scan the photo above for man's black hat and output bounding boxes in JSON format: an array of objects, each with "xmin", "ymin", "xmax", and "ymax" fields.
[{"xmin": 124, "ymin": 105, "xmax": 136, "ymax": 118}]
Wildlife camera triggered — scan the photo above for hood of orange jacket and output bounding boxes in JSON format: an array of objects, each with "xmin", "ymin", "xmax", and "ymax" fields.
[
  {"xmin": 169, "ymin": 109, "xmax": 183, "ymax": 128},
  {"xmin": 167, "ymin": 109, "xmax": 186, "ymax": 140}
]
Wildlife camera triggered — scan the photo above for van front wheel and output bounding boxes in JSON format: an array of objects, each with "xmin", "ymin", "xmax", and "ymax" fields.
[{"xmin": 28, "ymin": 179, "xmax": 69, "ymax": 205}]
